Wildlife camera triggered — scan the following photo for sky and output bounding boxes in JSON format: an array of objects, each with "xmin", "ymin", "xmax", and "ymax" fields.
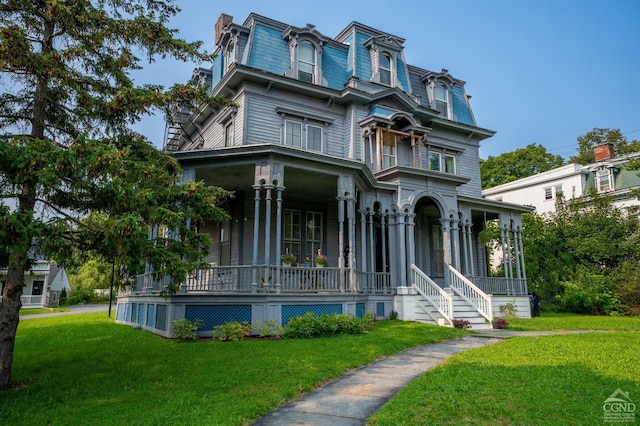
[{"xmin": 132, "ymin": 0, "xmax": 640, "ymax": 160}]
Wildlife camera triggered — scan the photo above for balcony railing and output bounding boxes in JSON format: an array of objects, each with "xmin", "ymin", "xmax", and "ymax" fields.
[{"xmin": 468, "ymin": 276, "xmax": 528, "ymax": 296}]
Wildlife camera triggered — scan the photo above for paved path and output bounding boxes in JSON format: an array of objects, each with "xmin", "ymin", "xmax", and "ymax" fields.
[
  {"xmin": 20, "ymin": 304, "xmax": 109, "ymax": 319},
  {"xmin": 252, "ymin": 334, "xmax": 505, "ymax": 426}
]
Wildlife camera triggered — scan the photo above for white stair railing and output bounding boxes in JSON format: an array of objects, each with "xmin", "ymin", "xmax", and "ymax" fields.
[
  {"xmin": 447, "ymin": 264, "xmax": 493, "ymax": 322},
  {"xmin": 411, "ymin": 264, "xmax": 452, "ymax": 324}
]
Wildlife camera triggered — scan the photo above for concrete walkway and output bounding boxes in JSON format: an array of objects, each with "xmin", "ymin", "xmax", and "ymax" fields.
[
  {"xmin": 20, "ymin": 304, "xmax": 109, "ymax": 319},
  {"xmin": 252, "ymin": 334, "xmax": 506, "ymax": 426}
]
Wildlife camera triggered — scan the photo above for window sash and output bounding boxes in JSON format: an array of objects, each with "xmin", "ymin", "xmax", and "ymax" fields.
[
  {"xmin": 285, "ymin": 121, "xmax": 302, "ymax": 147},
  {"xmin": 298, "ymin": 41, "xmax": 315, "ymax": 83},
  {"xmin": 379, "ymin": 53, "xmax": 391, "ymax": 85},
  {"xmin": 434, "ymin": 84, "xmax": 448, "ymax": 116},
  {"xmin": 597, "ymin": 170, "xmax": 612, "ymax": 192},
  {"xmin": 305, "ymin": 211, "xmax": 323, "ymax": 261},
  {"xmin": 224, "ymin": 122, "xmax": 234, "ymax": 147},
  {"xmin": 444, "ymin": 154, "xmax": 455, "ymax": 174},
  {"xmin": 429, "ymin": 152, "xmax": 441, "ymax": 171},
  {"xmin": 284, "ymin": 209, "xmax": 302, "ymax": 261},
  {"xmin": 307, "ymin": 124, "xmax": 322, "ymax": 152},
  {"xmin": 544, "ymin": 187, "xmax": 553, "ymax": 200}
]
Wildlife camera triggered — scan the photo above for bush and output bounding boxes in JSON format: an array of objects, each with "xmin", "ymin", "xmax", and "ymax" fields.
[
  {"xmin": 561, "ymin": 273, "xmax": 620, "ymax": 315},
  {"xmin": 252, "ymin": 320, "xmax": 283, "ymax": 337},
  {"xmin": 211, "ymin": 321, "xmax": 251, "ymax": 341},
  {"xmin": 491, "ymin": 318, "xmax": 509, "ymax": 329},
  {"xmin": 499, "ymin": 300, "xmax": 518, "ymax": 318},
  {"xmin": 283, "ymin": 312, "xmax": 374, "ymax": 338},
  {"xmin": 172, "ymin": 319, "xmax": 203, "ymax": 341},
  {"xmin": 59, "ymin": 288, "xmax": 67, "ymax": 305},
  {"xmin": 65, "ymin": 289, "xmax": 94, "ymax": 305},
  {"xmin": 452, "ymin": 319, "xmax": 471, "ymax": 329}
]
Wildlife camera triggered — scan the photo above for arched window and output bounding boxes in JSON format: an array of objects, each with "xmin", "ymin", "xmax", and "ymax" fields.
[
  {"xmin": 434, "ymin": 83, "xmax": 449, "ymax": 118},
  {"xmin": 379, "ymin": 52, "xmax": 391, "ymax": 85},
  {"xmin": 226, "ymin": 41, "xmax": 235, "ymax": 71},
  {"xmin": 297, "ymin": 41, "xmax": 315, "ymax": 83}
]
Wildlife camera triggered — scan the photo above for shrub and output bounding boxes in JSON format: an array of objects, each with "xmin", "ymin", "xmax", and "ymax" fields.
[
  {"xmin": 283, "ymin": 312, "xmax": 374, "ymax": 338},
  {"xmin": 499, "ymin": 300, "xmax": 518, "ymax": 318},
  {"xmin": 491, "ymin": 318, "xmax": 509, "ymax": 329},
  {"xmin": 59, "ymin": 288, "xmax": 67, "ymax": 305},
  {"xmin": 252, "ymin": 320, "xmax": 283, "ymax": 337},
  {"xmin": 65, "ymin": 289, "xmax": 94, "ymax": 305},
  {"xmin": 452, "ymin": 319, "xmax": 471, "ymax": 329},
  {"xmin": 172, "ymin": 319, "xmax": 203, "ymax": 341},
  {"xmin": 211, "ymin": 321, "xmax": 251, "ymax": 341},
  {"xmin": 561, "ymin": 273, "xmax": 620, "ymax": 315},
  {"xmin": 389, "ymin": 310, "xmax": 398, "ymax": 320}
]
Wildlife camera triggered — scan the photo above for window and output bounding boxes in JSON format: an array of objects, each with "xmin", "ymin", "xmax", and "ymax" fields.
[
  {"xmin": 382, "ymin": 131, "xmax": 397, "ymax": 169},
  {"xmin": 219, "ymin": 219, "xmax": 230, "ymax": 266},
  {"xmin": 428, "ymin": 152, "xmax": 456, "ymax": 173},
  {"xmin": 544, "ymin": 187, "xmax": 553, "ymax": 200},
  {"xmin": 224, "ymin": 122, "xmax": 234, "ymax": 147},
  {"xmin": 597, "ymin": 169, "xmax": 612, "ymax": 192},
  {"xmin": 285, "ymin": 120, "xmax": 302, "ymax": 148},
  {"xmin": 284, "ymin": 120, "xmax": 323, "ymax": 151},
  {"xmin": 297, "ymin": 41, "xmax": 315, "ymax": 83},
  {"xmin": 433, "ymin": 83, "xmax": 449, "ymax": 118},
  {"xmin": 226, "ymin": 41, "xmax": 235, "ymax": 71},
  {"xmin": 431, "ymin": 223, "xmax": 444, "ymax": 275},
  {"xmin": 555, "ymin": 185, "xmax": 563, "ymax": 198},
  {"xmin": 284, "ymin": 209, "xmax": 324, "ymax": 262},
  {"xmin": 32, "ymin": 280, "xmax": 44, "ymax": 296},
  {"xmin": 307, "ymin": 124, "xmax": 322, "ymax": 152},
  {"xmin": 305, "ymin": 211, "xmax": 323, "ymax": 261},
  {"xmin": 379, "ymin": 52, "xmax": 391, "ymax": 85},
  {"xmin": 284, "ymin": 209, "xmax": 302, "ymax": 262}
]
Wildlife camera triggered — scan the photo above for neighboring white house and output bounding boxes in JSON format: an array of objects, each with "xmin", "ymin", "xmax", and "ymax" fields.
[
  {"xmin": 483, "ymin": 144, "xmax": 640, "ymax": 216},
  {"xmin": 0, "ymin": 261, "xmax": 70, "ymax": 308}
]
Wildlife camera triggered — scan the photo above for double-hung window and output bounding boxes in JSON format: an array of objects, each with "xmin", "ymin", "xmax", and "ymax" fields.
[
  {"xmin": 428, "ymin": 151, "xmax": 456, "ymax": 173},
  {"xmin": 297, "ymin": 41, "xmax": 315, "ymax": 84},
  {"xmin": 226, "ymin": 41, "xmax": 235, "ymax": 71},
  {"xmin": 285, "ymin": 120, "xmax": 323, "ymax": 152},
  {"xmin": 285, "ymin": 120, "xmax": 303, "ymax": 148},
  {"xmin": 544, "ymin": 187, "xmax": 553, "ymax": 200},
  {"xmin": 597, "ymin": 169, "xmax": 612, "ymax": 192},
  {"xmin": 379, "ymin": 52, "xmax": 391, "ymax": 85},
  {"xmin": 284, "ymin": 208, "xmax": 324, "ymax": 263},
  {"xmin": 224, "ymin": 122, "xmax": 234, "ymax": 147},
  {"xmin": 433, "ymin": 83, "xmax": 449, "ymax": 118}
]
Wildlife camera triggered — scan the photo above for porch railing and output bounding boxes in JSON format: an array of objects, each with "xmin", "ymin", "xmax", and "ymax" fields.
[
  {"xmin": 447, "ymin": 265, "xmax": 493, "ymax": 322},
  {"xmin": 467, "ymin": 276, "xmax": 528, "ymax": 296},
  {"xmin": 411, "ymin": 264, "xmax": 452, "ymax": 323},
  {"xmin": 129, "ymin": 265, "xmax": 390, "ymax": 295},
  {"xmin": 21, "ymin": 295, "xmax": 45, "ymax": 307},
  {"xmin": 356, "ymin": 271, "xmax": 392, "ymax": 294}
]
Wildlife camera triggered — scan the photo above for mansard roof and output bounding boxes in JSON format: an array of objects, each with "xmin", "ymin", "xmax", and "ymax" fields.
[{"xmin": 207, "ymin": 13, "xmax": 481, "ymax": 130}]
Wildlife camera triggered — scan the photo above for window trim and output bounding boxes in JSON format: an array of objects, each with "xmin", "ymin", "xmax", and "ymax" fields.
[
  {"xmin": 283, "ymin": 118, "xmax": 324, "ymax": 152},
  {"xmin": 379, "ymin": 52, "xmax": 392, "ymax": 86},
  {"xmin": 283, "ymin": 207, "xmax": 326, "ymax": 264},
  {"xmin": 596, "ymin": 168, "xmax": 613, "ymax": 193},
  {"xmin": 427, "ymin": 149, "xmax": 456, "ymax": 174},
  {"xmin": 224, "ymin": 121, "xmax": 234, "ymax": 147}
]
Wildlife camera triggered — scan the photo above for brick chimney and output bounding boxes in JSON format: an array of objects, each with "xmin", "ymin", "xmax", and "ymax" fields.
[
  {"xmin": 215, "ymin": 14, "xmax": 233, "ymax": 44},
  {"xmin": 593, "ymin": 143, "xmax": 615, "ymax": 162}
]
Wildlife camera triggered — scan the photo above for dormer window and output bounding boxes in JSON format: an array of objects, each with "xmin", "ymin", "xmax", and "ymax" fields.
[
  {"xmin": 434, "ymin": 83, "xmax": 449, "ymax": 117},
  {"xmin": 225, "ymin": 40, "xmax": 235, "ymax": 71},
  {"xmin": 297, "ymin": 41, "xmax": 316, "ymax": 83},
  {"xmin": 379, "ymin": 52, "xmax": 392, "ymax": 85},
  {"xmin": 597, "ymin": 168, "xmax": 613, "ymax": 192}
]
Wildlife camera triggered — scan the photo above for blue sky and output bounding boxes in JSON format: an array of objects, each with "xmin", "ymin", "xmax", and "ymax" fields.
[{"xmin": 132, "ymin": 0, "xmax": 640, "ymax": 160}]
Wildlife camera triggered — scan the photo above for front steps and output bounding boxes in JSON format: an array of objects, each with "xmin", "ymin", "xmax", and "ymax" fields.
[{"xmin": 405, "ymin": 289, "xmax": 493, "ymax": 330}]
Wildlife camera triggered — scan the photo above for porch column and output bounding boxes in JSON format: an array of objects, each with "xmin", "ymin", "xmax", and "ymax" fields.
[
  {"xmin": 262, "ymin": 184, "xmax": 274, "ymax": 291},
  {"xmin": 251, "ymin": 184, "xmax": 262, "ymax": 293},
  {"xmin": 451, "ymin": 218, "xmax": 461, "ymax": 270},
  {"xmin": 440, "ymin": 218, "xmax": 451, "ymax": 287},
  {"xmin": 275, "ymin": 186, "xmax": 284, "ymax": 294},
  {"xmin": 405, "ymin": 211, "xmax": 416, "ymax": 286},
  {"xmin": 466, "ymin": 222, "xmax": 475, "ymax": 276},
  {"xmin": 368, "ymin": 210, "xmax": 375, "ymax": 274},
  {"xmin": 337, "ymin": 196, "xmax": 346, "ymax": 269},
  {"xmin": 347, "ymin": 196, "xmax": 357, "ymax": 291},
  {"xmin": 396, "ymin": 212, "xmax": 407, "ymax": 287},
  {"xmin": 461, "ymin": 221, "xmax": 469, "ymax": 274},
  {"xmin": 381, "ymin": 211, "xmax": 388, "ymax": 273},
  {"xmin": 513, "ymin": 226, "xmax": 522, "ymax": 280},
  {"xmin": 359, "ymin": 208, "xmax": 367, "ymax": 273},
  {"xmin": 501, "ymin": 223, "xmax": 513, "ymax": 281},
  {"xmin": 387, "ymin": 213, "xmax": 398, "ymax": 286},
  {"xmin": 517, "ymin": 227, "xmax": 527, "ymax": 280}
]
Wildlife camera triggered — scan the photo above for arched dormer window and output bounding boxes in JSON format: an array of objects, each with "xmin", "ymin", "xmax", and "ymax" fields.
[
  {"xmin": 297, "ymin": 41, "xmax": 316, "ymax": 83},
  {"xmin": 379, "ymin": 52, "xmax": 392, "ymax": 85},
  {"xmin": 433, "ymin": 83, "xmax": 449, "ymax": 117},
  {"xmin": 225, "ymin": 40, "xmax": 235, "ymax": 71}
]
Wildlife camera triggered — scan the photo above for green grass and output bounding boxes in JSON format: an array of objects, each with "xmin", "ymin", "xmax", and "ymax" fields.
[
  {"xmin": 506, "ymin": 312, "xmax": 640, "ymax": 331},
  {"xmin": 1, "ymin": 314, "xmax": 464, "ymax": 426},
  {"xmin": 369, "ymin": 332, "xmax": 640, "ymax": 425},
  {"xmin": 19, "ymin": 307, "xmax": 68, "ymax": 315}
]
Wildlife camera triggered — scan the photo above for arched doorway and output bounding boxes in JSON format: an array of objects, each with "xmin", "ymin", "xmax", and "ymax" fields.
[{"xmin": 414, "ymin": 198, "xmax": 444, "ymax": 282}]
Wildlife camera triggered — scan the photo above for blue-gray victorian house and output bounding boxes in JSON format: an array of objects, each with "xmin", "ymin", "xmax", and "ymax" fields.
[{"xmin": 116, "ymin": 13, "xmax": 532, "ymax": 335}]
